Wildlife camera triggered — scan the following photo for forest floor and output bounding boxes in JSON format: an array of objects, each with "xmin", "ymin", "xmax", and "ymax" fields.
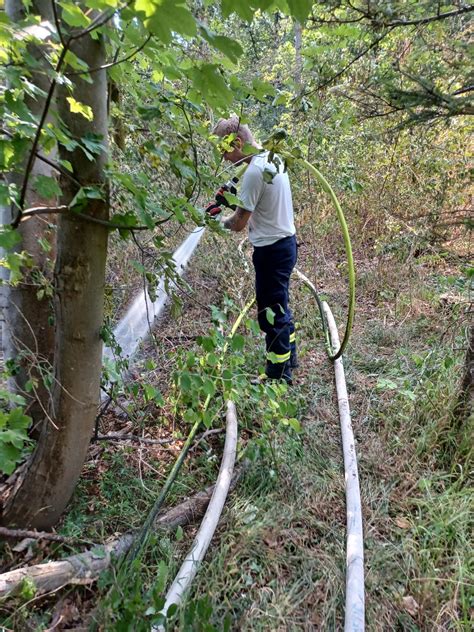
[{"xmin": 0, "ymin": 209, "xmax": 471, "ymax": 631}]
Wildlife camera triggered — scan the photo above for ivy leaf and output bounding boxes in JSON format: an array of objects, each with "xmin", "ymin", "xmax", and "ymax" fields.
[
  {"xmin": 33, "ymin": 175, "xmax": 61, "ymax": 199},
  {"xmin": 66, "ymin": 97, "xmax": 94, "ymax": 121}
]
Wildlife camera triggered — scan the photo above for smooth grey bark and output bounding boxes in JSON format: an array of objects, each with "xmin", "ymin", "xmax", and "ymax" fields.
[
  {"xmin": 2, "ymin": 0, "xmax": 56, "ymax": 426},
  {"xmin": 294, "ymin": 21, "xmax": 303, "ymax": 91},
  {"xmin": 1, "ymin": 23, "xmax": 109, "ymax": 528}
]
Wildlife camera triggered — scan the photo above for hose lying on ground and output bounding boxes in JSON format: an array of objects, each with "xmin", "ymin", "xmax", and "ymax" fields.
[
  {"xmin": 323, "ymin": 301, "xmax": 365, "ymax": 632},
  {"xmin": 153, "ymin": 400, "xmax": 238, "ymax": 631},
  {"xmin": 125, "ymin": 297, "xmax": 254, "ymax": 563}
]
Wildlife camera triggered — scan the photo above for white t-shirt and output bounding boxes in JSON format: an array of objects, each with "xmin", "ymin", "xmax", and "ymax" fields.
[{"xmin": 238, "ymin": 151, "xmax": 296, "ymax": 247}]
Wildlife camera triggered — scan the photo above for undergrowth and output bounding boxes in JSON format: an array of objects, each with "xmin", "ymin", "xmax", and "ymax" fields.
[{"xmin": 1, "ymin": 205, "xmax": 471, "ymax": 631}]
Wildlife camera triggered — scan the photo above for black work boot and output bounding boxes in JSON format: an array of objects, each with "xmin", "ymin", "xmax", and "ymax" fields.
[
  {"xmin": 265, "ymin": 360, "xmax": 293, "ymax": 385},
  {"xmin": 290, "ymin": 344, "xmax": 298, "ymax": 369}
]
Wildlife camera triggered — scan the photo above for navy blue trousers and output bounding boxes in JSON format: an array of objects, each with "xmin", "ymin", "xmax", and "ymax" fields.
[{"xmin": 252, "ymin": 235, "xmax": 297, "ymax": 380}]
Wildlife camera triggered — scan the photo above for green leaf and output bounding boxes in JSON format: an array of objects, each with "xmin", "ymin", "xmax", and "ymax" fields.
[
  {"xmin": 231, "ymin": 333, "xmax": 245, "ymax": 351},
  {"xmin": 82, "ymin": 133, "xmax": 105, "ymax": 157},
  {"xmin": 143, "ymin": 383, "xmax": 164, "ymax": 404},
  {"xmin": 0, "ymin": 227, "xmax": 21, "ymax": 250},
  {"xmin": 197, "ymin": 336, "xmax": 216, "ymax": 352},
  {"xmin": 85, "ymin": 0, "xmax": 120, "ymax": 9},
  {"xmin": 64, "ymin": 50, "xmax": 91, "ymax": 72},
  {"xmin": 199, "ymin": 25, "xmax": 243, "ymax": 64},
  {"xmin": 376, "ymin": 377, "xmax": 398, "ymax": 390},
  {"xmin": 0, "ymin": 139, "xmax": 15, "ymax": 170},
  {"xmin": 185, "ymin": 64, "xmax": 233, "ymax": 108},
  {"xmin": 135, "ymin": 0, "xmax": 196, "ymax": 43},
  {"xmin": 0, "ymin": 183, "xmax": 17, "ymax": 207},
  {"xmin": 0, "ymin": 407, "xmax": 31, "ymax": 475},
  {"xmin": 265, "ymin": 307, "xmax": 275, "ymax": 325},
  {"xmin": 66, "ymin": 97, "xmax": 94, "ymax": 121},
  {"xmin": 7, "ymin": 408, "xmax": 31, "ymax": 430},
  {"xmin": 201, "ymin": 378, "xmax": 216, "ymax": 397},
  {"xmin": 287, "ymin": 418, "xmax": 302, "ymax": 432},
  {"xmin": 223, "ymin": 192, "xmax": 245, "ymax": 208},
  {"xmin": 286, "ymin": 0, "xmax": 314, "ymax": 23},
  {"xmin": 33, "ymin": 175, "xmax": 61, "ymax": 199},
  {"xmin": 180, "ymin": 372, "xmax": 191, "ymax": 392},
  {"xmin": 250, "ymin": 78, "xmax": 276, "ymax": 101},
  {"xmin": 70, "ymin": 186, "xmax": 105, "ymax": 210},
  {"xmin": 220, "ymin": 0, "xmax": 254, "ymax": 21},
  {"xmin": 0, "ymin": 443, "xmax": 21, "ymax": 474},
  {"xmin": 59, "ymin": 2, "xmax": 91, "ymax": 28},
  {"xmin": 206, "ymin": 353, "xmax": 219, "ymax": 367}
]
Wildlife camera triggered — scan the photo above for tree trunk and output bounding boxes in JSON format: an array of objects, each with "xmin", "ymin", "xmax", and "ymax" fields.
[
  {"xmin": 294, "ymin": 21, "xmax": 303, "ymax": 91},
  {"xmin": 1, "ymin": 24, "xmax": 109, "ymax": 529},
  {"xmin": 1, "ymin": 0, "xmax": 56, "ymax": 428}
]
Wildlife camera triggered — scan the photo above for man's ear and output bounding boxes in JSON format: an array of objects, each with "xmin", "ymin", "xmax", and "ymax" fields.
[{"xmin": 234, "ymin": 136, "xmax": 243, "ymax": 150}]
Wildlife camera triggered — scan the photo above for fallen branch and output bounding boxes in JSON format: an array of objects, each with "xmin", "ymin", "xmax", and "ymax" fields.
[
  {"xmin": 0, "ymin": 527, "xmax": 81, "ymax": 545},
  {"xmin": 94, "ymin": 433, "xmax": 177, "ymax": 446},
  {"xmin": 0, "ymin": 466, "xmax": 245, "ymax": 600}
]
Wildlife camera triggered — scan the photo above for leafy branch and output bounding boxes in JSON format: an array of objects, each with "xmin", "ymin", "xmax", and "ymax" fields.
[
  {"xmin": 16, "ymin": 0, "xmax": 137, "ymax": 225},
  {"xmin": 17, "ymin": 205, "xmax": 173, "ymax": 231},
  {"xmin": 309, "ymin": 3, "xmax": 474, "ymax": 28}
]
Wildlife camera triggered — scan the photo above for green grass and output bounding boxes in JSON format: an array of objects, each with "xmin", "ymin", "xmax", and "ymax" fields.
[{"xmin": 3, "ymin": 228, "xmax": 471, "ymax": 631}]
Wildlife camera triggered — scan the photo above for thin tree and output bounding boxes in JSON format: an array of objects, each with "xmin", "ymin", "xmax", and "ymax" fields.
[{"xmin": 1, "ymin": 2, "xmax": 109, "ymax": 528}]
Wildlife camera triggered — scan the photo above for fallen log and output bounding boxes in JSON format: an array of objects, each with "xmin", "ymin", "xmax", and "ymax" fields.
[{"xmin": 0, "ymin": 467, "xmax": 244, "ymax": 600}]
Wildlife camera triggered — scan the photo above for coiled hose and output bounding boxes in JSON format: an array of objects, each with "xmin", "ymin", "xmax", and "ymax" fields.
[
  {"xmin": 300, "ymin": 159, "xmax": 355, "ymax": 361},
  {"xmin": 217, "ymin": 152, "xmax": 356, "ymax": 361}
]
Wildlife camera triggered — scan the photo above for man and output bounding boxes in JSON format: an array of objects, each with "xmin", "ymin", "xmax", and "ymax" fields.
[{"xmin": 211, "ymin": 116, "xmax": 297, "ymax": 384}]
